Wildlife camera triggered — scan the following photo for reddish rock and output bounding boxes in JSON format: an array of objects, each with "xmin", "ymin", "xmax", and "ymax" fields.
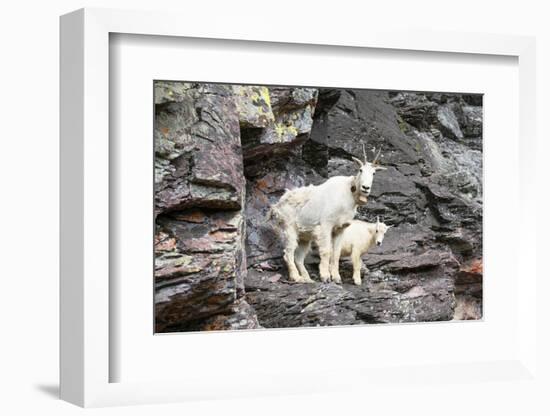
[
  {"xmin": 460, "ymin": 258, "xmax": 483, "ymax": 275},
  {"xmin": 154, "ymin": 82, "xmax": 258, "ymax": 333},
  {"xmin": 454, "ymin": 258, "xmax": 483, "ymax": 320},
  {"xmin": 171, "ymin": 209, "xmax": 206, "ymax": 223}
]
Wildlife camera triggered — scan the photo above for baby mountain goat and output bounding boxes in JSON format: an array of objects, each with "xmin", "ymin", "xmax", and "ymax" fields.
[
  {"xmin": 331, "ymin": 218, "xmax": 391, "ymax": 285},
  {"xmin": 269, "ymin": 145, "xmax": 386, "ymax": 283}
]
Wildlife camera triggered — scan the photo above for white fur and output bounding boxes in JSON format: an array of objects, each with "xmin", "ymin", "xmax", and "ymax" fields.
[
  {"xmin": 269, "ymin": 157, "xmax": 385, "ymax": 283},
  {"xmin": 331, "ymin": 219, "xmax": 391, "ymax": 285}
]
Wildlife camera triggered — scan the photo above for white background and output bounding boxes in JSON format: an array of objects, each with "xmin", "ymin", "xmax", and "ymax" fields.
[{"xmin": 1, "ymin": 0, "xmax": 549, "ymax": 415}]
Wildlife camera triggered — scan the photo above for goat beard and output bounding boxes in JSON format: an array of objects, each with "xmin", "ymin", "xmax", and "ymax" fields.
[
  {"xmin": 351, "ymin": 185, "xmax": 368, "ymax": 205},
  {"xmin": 357, "ymin": 195, "xmax": 368, "ymax": 205}
]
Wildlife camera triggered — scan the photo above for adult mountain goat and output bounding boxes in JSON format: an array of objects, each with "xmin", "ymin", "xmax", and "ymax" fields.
[
  {"xmin": 269, "ymin": 146, "xmax": 386, "ymax": 283},
  {"xmin": 331, "ymin": 217, "xmax": 391, "ymax": 285}
]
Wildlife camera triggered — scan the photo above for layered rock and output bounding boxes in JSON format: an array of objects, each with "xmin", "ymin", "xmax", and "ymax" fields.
[
  {"xmin": 246, "ymin": 249, "xmax": 458, "ymax": 327},
  {"xmin": 154, "ymin": 82, "xmax": 258, "ymax": 332},
  {"xmin": 154, "ymin": 82, "xmax": 245, "ymax": 214},
  {"xmin": 240, "ymin": 87, "xmax": 318, "ymax": 165}
]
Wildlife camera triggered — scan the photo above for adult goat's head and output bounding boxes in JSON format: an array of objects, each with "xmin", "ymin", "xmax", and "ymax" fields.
[{"xmin": 351, "ymin": 142, "xmax": 387, "ymax": 201}]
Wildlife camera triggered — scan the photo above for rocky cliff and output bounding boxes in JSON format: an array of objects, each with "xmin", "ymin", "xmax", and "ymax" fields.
[{"xmin": 154, "ymin": 82, "xmax": 482, "ymax": 332}]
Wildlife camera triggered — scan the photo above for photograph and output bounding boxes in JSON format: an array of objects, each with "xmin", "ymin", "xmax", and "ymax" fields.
[{"xmin": 153, "ymin": 81, "xmax": 483, "ymax": 333}]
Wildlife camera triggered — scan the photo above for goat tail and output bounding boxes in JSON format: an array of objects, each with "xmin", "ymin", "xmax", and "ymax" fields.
[
  {"xmin": 265, "ymin": 205, "xmax": 279, "ymax": 225},
  {"xmin": 265, "ymin": 187, "xmax": 299, "ymax": 232},
  {"xmin": 265, "ymin": 206, "xmax": 274, "ymax": 223},
  {"xmin": 265, "ymin": 203, "xmax": 285, "ymax": 233}
]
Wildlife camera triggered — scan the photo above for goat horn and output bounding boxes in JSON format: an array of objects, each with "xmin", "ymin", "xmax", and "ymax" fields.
[
  {"xmin": 373, "ymin": 147, "xmax": 382, "ymax": 165},
  {"xmin": 362, "ymin": 142, "xmax": 368, "ymax": 163}
]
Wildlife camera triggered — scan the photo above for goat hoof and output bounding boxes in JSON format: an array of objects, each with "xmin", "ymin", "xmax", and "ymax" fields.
[
  {"xmin": 331, "ymin": 274, "xmax": 342, "ymax": 284},
  {"xmin": 300, "ymin": 273, "xmax": 313, "ymax": 283}
]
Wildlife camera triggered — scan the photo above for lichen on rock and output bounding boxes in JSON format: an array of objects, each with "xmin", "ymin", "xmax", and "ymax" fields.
[{"xmin": 233, "ymin": 85, "xmax": 274, "ymax": 128}]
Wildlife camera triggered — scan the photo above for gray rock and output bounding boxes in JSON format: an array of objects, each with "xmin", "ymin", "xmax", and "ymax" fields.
[
  {"xmin": 154, "ymin": 82, "xmax": 245, "ymax": 215},
  {"xmin": 415, "ymin": 130, "xmax": 483, "ymax": 204},
  {"xmin": 461, "ymin": 105, "xmax": 483, "ymax": 138},
  {"xmin": 244, "ymin": 153, "xmax": 325, "ymax": 267},
  {"xmin": 233, "ymin": 85, "xmax": 274, "ymax": 128},
  {"xmin": 246, "ymin": 268, "xmax": 456, "ymax": 327},
  {"xmin": 390, "ymin": 92, "xmax": 438, "ymax": 130},
  {"xmin": 462, "ymin": 94, "xmax": 483, "ymax": 106},
  {"xmin": 154, "ymin": 81, "xmax": 195, "ymax": 105},
  {"xmin": 244, "ymin": 88, "xmax": 483, "ymax": 325},
  {"xmin": 437, "ymin": 104, "xmax": 464, "ymax": 141},
  {"xmin": 240, "ymin": 87, "xmax": 318, "ymax": 162},
  {"xmin": 154, "ymin": 82, "xmax": 257, "ymax": 332}
]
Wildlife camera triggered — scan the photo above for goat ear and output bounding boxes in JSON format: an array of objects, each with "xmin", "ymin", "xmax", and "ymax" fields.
[
  {"xmin": 351, "ymin": 157, "xmax": 364, "ymax": 168},
  {"xmin": 374, "ymin": 166, "xmax": 387, "ymax": 171}
]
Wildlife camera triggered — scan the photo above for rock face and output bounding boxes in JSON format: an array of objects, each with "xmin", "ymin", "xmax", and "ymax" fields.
[
  {"xmin": 154, "ymin": 82, "xmax": 258, "ymax": 332},
  {"xmin": 154, "ymin": 82, "xmax": 483, "ymax": 332},
  {"xmin": 240, "ymin": 87, "xmax": 318, "ymax": 164},
  {"xmin": 243, "ymin": 89, "xmax": 483, "ymax": 325},
  {"xmin": 246, "ymin": 251, "xmax": 458, "ymax": 327},
  {"xmin": 154, "ymin": 82, "xmax": 245, "ymax": 214}
]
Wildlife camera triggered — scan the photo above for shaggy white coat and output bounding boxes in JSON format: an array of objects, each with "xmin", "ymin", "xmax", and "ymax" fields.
[
  {"xmin": 270, "ymin": 156, "xmax": 384, "ymax": 283},
  {"xmin": 332, "ymin": 219, "xmax": 390, "ymax": 285}
]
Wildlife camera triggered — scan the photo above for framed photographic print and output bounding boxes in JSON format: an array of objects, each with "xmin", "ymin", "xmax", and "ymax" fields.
[
  {"xmin": 153, "ymin": 80, "xmax": 483, "ymax": 334},
  {"xmin": 60, "ymin": 7, "xmax": 540, "ymax": 408}
]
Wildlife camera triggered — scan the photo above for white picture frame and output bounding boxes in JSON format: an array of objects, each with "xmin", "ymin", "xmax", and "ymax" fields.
[{"xmin": 60, "ymin": 7, "xmax": 540, "ymax": 408}]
